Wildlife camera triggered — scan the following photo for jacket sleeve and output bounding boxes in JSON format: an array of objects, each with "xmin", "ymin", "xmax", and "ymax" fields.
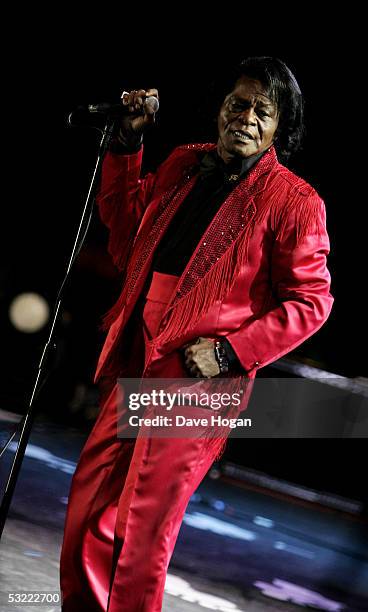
[
  {"xmin": 96, "ymin": 147, "xmax": 157, "ymax": 271},
  {"xmin": 223, "ymin": 195, "xmax": 334, "ymax": 375}
]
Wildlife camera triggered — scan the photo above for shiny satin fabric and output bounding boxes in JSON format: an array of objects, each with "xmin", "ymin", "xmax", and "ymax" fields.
[
  {"xmin": 94, "ymin": 145, "xmax": 333, "ymax": 386},
  {"xmin": 60, "ymin": 272, "xmax": 232, "ymax": 611}
]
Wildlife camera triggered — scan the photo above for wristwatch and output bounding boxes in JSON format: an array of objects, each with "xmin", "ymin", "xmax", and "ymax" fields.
[{"xmin": 214, "ymin": 340, "xmax": 230, "ymax": 374}]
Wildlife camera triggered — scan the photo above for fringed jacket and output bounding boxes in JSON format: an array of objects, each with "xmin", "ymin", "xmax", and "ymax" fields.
[{"xmin": 94, "ymin": 143, "xmax": 333, "ymax": 393}]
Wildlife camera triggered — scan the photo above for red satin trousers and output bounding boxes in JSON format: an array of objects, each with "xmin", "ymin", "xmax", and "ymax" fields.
[{"xmin": 60, "ymin": 272, "xmax": 226, "ymax": 611}]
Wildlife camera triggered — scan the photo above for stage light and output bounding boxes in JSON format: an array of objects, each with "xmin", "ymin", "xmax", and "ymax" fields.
[{"xmin": 9, "ymin": 292, "xmax": 49, "ymax": 333}]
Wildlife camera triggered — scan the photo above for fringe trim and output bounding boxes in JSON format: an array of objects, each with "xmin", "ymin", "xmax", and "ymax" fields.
[
  {"xmin": 156, "ymin": 219, "xmax": 255, "ymax": 347},
  {"xmin": 266, "ymin": 174, "xmax": 325, "ymax": 245},
  {"xmin": 275, "ymin": 189, "xmax": 325, "ymax": 244},
  {"xmin": 198, "ymin": 376, "xmax": 253, "ymax": 461}
]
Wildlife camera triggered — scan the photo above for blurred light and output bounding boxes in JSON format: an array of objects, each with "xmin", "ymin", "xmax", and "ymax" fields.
[
  {"xmin": 274, "ymin": 540, "xmax": 315, "ymax": 559},
  {"xmin": 9, "ymin": 292, "xmax": 49, "ymax": 333},
  {"xmin": 209, "ymin": 466, "xmax": 221, "ymax": 479},
  {"xmin": 8, "ymin": 442, "xmax": 76, "ymax": 474},
  {"xmin": 253, "ymin": 515, "xmax": 274, "ymax": 528},
  {"xmin": 183, "ymin": 512, "xmax": 256, "ymax": 541},
  {"xmin": 212, "ymin": 500, "xmax": 226, "ymax": 511},
  {"xmin": 254, "ymin": 579, "xmax": 344, "ymax": 610},
  {"xmin": 222, "ymin": 462, "xmax": 363, "ymax": 514}
]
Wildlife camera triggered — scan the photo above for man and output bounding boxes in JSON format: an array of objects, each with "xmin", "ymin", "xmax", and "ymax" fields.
[{"xmin": 60, "ymin": 57, "xmax": 333, "ymax": 611}]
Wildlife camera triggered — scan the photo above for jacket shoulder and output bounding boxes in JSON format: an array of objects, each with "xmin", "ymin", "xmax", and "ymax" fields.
[
  {"xmin": 271, "ymin": 163, "xmax": 321, "ymax": 200},
  {"xmin": 153, "ymin": 143, "xmax": 215, "ymax": 191},
  {"xmin": 160, "ymin": 142, "xmax": 215, "ymax": 170},
  {"xmin": 266, "ymin": 163, "xmax": 327, "ymax": 243}
]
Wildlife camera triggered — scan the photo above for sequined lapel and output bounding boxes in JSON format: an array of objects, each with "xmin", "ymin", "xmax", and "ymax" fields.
[{"xmin": 163, "ymin": 146, "xmax": 278, "ymax": 312}]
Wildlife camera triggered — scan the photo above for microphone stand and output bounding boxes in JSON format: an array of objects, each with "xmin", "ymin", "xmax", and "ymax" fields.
[{"xmin": 0, "ymin": 114, "xmax": 117, "ymax": 539}]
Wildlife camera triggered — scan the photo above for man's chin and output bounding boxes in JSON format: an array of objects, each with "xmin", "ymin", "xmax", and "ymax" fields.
[
  {"xmin": 231, "ymin": 142, "xmax": 257, "ymax": 158},
  {"xmin": 218, "ymin": 138, "xmax": 257, "ymax": 162}
]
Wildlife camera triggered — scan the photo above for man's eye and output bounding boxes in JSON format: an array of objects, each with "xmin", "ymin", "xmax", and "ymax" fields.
[
  {"xmin": 228, "ymin": 103, "xmax": 244, "ymax": 113},
  {"xmin": 257, "ymin": 110, "xmax": 269, "ymax": 118}
]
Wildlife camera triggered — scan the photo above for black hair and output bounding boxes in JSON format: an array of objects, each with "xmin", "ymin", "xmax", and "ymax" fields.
[{"xmin": 228, "ymin": 56, "xmax": 305, "ymax": 163}]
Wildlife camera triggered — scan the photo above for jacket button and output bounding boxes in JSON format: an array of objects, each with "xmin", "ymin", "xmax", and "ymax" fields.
[{"xmin": 254, "ymin": 361, "xmax": 260, "ymax": 367}]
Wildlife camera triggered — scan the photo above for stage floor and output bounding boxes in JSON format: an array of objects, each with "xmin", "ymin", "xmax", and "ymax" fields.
[{"xmin": 1, "ymin": 412, "xmax": 367, "ymax": 611}]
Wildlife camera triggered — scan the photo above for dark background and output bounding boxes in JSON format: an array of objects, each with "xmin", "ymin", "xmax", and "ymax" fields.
[{"xmin": 1, "ymin": 31, "xmax": 366, "ymax": 503}]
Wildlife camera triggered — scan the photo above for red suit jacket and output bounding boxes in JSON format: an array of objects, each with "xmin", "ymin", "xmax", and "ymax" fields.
[{"xmin": 94, "ymin": 143, "xmax": 333, "ymax": 394}]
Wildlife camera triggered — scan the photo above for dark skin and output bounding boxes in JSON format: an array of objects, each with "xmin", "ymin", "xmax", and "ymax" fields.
[
  {"xmin": 217, "ymin": 75, "xmax": 279, "ymax": 162},
  {"xmin": 119, "ymin": 78, "xmax": 279, "ymax": 377}
]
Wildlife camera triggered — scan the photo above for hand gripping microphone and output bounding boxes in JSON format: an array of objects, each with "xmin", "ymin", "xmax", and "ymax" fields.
[{"xmin": 87, "ymin": 96, "xmax": 159, "ymax": 116}]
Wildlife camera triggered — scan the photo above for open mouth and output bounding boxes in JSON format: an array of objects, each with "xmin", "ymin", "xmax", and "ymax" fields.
[{"xmin": 232, "ymin": 130, "xmax": 254, "ymax": 142}]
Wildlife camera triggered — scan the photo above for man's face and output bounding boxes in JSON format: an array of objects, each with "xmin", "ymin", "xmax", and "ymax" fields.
[{"xmin": 217, "ymin": 76, "xmax": 279, "ymax": 162}]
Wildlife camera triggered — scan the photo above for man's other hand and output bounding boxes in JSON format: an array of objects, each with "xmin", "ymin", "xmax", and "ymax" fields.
[{"xmin": 183, "ymin": 337, "xmax": 220, "ymax": 378}]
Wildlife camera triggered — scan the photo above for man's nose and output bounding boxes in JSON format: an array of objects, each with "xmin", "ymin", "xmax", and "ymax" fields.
[{"xmin": 238, "ymin": 107, "xmax": 257, "ymax": 125}]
